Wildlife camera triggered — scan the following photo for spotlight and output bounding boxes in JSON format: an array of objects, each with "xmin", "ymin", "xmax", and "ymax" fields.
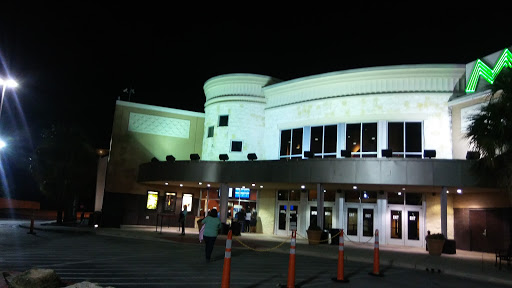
[
  {"xmin": 166, "ymin": 155, "xmax": 176, "ymax": 162},
  {"xmin": 219, "ymin": 154, "xmax": 229, "ymax": 161},
  {"xmin": 247, "ymin": 153, "xmax": 258, "ymax": 161},
  {"xmin": 423, "ymin": 150, "xmax": 436, "ymax": 159},
  {"xmin": 340, "ymin": 150, "xmax": 351, "ymax": 158},
  {"xmin": 382, "ymin": 149, "xmax": 392, "ymax": 158},
  {"xmin": 190, "ymin": 153, "xmax": 200, "ymax": 161},
  {"xmin": 466, "ymin": 151, "xmax": 480, "ymax": 160},
  {"xmin": 304, "ymin": 151, "xmax": 315, "ymax": 158},
  {"xmin": 151, "ymin": 157, "xmax": 159, "ymax": 163}
]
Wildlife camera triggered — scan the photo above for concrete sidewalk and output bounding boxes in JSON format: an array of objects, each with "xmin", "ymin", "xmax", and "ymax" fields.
[{"xmin": 18, "ymin": 220, "xmax": 512, "ymax": 286}]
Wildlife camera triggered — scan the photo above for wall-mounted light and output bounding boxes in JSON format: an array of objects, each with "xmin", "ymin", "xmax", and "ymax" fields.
[
  {"xmin": 190, "ymin": 153, "xmax": 200, "ymax": 161},
  {"xmin": 166, "ymin": 155, "xmax": 176, "ymax": 162},
  {"xmin": 219, "ymin": 154, "xmax": 229, "ymax": 161}
]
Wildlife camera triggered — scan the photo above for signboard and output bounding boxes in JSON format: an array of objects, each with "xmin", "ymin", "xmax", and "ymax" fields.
[{"xmin": 465, "ymin": 48, "xmax": 512, "ymax": 93}]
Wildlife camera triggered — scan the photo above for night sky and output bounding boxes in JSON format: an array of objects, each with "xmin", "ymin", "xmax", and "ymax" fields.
[{"xmin": 0, "ymin": 4, "xmax": 510, "ymax": 199}]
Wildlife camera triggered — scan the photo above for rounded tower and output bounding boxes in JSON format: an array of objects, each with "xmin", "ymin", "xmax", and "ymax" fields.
[{"xmin": 202, "ymin": 73, "xmax": 280, "ymax": 161}]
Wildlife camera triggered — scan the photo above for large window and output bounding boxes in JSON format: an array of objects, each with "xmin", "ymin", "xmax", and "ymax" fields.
[
  {"xmin": 346, "ymin": 123, "xmax": 377, "ymax": 158},
  {"xmin": 388, "ymin": 122, "xmax": 422, "ymax": 158},
  {"xmin": 310, "ymin": 125, "xmax": 337, "ymax": 158},
  {"xmin": 280, "ymin": 128, "xmax": 303, "ymax": 159}
]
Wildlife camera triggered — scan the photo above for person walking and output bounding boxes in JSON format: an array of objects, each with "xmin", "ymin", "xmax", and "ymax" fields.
[
  {"xmin": 245, "ymin": 208, "xmax": 252, "ymax": 232},
  {"xmin": 180, "ymin": 205, "xmax": 188, "ymax": 235},
  {"xmin": 201, "ymin": 208, "xmax": 221, "ymax": 262}
]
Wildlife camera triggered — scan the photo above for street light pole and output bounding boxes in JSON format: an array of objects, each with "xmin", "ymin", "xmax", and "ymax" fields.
[{"xmin": 0, "ymin": 78, "xmax": 18, "ymax": 121}]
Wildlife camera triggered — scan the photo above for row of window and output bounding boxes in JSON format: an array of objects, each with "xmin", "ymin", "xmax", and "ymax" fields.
[
  {"xmin": 277, "ymin": 189, "xmax": 423, "ymax": 205},
  {"xmin": 280, "ymin": 122, "xmax": 423, "ymax": 159}
]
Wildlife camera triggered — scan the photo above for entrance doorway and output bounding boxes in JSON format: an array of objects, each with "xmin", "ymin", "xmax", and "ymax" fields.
[
  {"xmin": 387, "ymin": 205, "xmax": 423, "ymax": 247},
  {"xmin": 344, "ymin": 204, "xmax": 376, "ymax": 242},
  {"xmin": 276, "ymin": 202, "xmax": 300, "ymax": 236}
]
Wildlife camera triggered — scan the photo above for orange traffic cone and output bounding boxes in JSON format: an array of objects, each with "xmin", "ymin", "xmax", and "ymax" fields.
[
  {"xmin": 332, "ymin": 229, "xmax": 348, "ymax": 282},
  {"xmin": 369, "ymin": 229, "xmax": 383, "ymax": 277},
  {"xmin": 221, "ymin": 230, "xmax": 233, "ymax": 287},
  {"xmin": 280, "ymin": 230, "xmax": 297, "ymax": 288}
]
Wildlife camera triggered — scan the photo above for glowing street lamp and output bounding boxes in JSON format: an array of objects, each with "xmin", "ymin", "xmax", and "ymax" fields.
[{"xmin": 0, "ymin": 78, "xmax": 18, "ymax": 121}]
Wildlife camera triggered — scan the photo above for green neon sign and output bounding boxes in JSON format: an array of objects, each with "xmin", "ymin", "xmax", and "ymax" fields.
[{"xmin": 465, "ymin": 48, "xmax": 512, "ymax": 93}]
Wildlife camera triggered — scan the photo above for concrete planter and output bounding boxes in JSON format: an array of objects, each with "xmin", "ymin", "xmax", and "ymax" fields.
[
  {"xmin": 426, "ymin": 239, "xmax": 445, "ymax": 256},
  {"xmin": 307, "ymin": 230, "xmax": 322, "ymax": 245}
]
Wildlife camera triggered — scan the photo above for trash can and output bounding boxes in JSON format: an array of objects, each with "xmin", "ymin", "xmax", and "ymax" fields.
[
  {"xmin": 330, "ymin": 229, "xmax": 341, "ymax": 245},
  {"xmin": 231, "ymin": 221, "xmax": 241, "ymax": 236},
  {"xmin": 221, "ymin": 223, "xmax": 230, "ymax": 235}
]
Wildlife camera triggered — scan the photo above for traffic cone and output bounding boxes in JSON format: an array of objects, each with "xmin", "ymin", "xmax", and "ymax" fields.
[
  {"xmin": 369, "ymin": 229, "xmax": 383, "ymax": 277},
  {"xmin": 332, "ymin": 229, "xmax": 348, "ymax": 282},
  {"xmin": 221, "ymin": 230, "xmax": 232, "ymax": 288},
  {"xmin": 280, "ymin": 230, "xmax": 297, "ymax": 288}
]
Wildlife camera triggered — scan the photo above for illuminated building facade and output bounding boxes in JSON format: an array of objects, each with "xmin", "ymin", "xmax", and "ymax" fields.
[{"xmin": 102, "ymin": 47, "xmax": 511, "ymax": 252}]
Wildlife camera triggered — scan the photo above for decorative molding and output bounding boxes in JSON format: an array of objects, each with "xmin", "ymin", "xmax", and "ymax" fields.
[{"xmin": 128, "ymin": 113, "xmax": 190, "ymax": 138}]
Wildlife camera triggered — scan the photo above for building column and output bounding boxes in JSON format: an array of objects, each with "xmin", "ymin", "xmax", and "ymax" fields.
[
  {"xmin": 335, "ymin": 190, "xmax": 345, "ymax": 230},
  {"xmin": 317, "ymin": 183, "xmax": 324, "ymax": 229},
  {"xmin": 441, "ymin": 186, "xmax": 448, "ymax": 237},
  {"xmin": 219, "ymin": 183, "xmax": 229, "ymax": 223},
  {"xmin": 377, "ymin": 191, "xmax": 387, "ymax": 244}
]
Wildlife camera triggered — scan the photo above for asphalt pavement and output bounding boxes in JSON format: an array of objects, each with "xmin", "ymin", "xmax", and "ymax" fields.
[{"xmin": 13, "ymin": 220, "xmax": 512, "ymax": 287}]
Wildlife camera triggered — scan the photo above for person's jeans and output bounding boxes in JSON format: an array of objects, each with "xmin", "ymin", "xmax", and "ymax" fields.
[{"xmin": 204, "ymin": 236, "xmax": 217, "ymax": 261}]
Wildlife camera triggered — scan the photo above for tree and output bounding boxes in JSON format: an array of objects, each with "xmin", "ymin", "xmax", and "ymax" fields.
[
  {"xmin": 465, "ymin": 69, "xmax": 512, "ymax": 203},
  {"xmin": 30, "ymin": 124, "xmax": 98, "ymax": 223}
]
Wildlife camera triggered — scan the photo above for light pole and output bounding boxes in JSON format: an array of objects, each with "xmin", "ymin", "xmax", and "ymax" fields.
[{"xmin": 0, "ymin": 78, "xmax": 18, "ymax": 121}]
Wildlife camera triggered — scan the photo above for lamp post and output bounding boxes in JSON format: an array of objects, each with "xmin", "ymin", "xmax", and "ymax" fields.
[{"xmin": 0, "ymin": 78, "xmax": 18, "ymax": 121}]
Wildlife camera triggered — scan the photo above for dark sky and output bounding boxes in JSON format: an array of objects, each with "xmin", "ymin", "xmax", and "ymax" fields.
[{"xmin": 0, "ymin": 4, "xmax": 510, "ymax": 152}]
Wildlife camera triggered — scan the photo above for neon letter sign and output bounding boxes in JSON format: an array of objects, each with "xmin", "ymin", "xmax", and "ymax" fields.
[{"xmin": 465, "ymin": 48, "xmax": 512, "ymax": 93}]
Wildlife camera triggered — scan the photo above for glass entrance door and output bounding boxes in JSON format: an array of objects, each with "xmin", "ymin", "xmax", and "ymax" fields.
[
  {"xmin": 344, "ymin": 204, "xmax": 375, "ymax": 242},
  {"xmin": 387, "ymin": 205, "xmax": 423, "ymax": 247},
  {"xmin": 277, "ymin": 202, "xmax": 300, "ymax": 236}
]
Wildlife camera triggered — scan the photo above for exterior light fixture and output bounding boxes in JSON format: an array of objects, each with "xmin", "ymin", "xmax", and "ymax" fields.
[
  {"xmin": 301, "ymin": 185, "xmax": 305, "ymax": 189},
  {"xmin": 180, "ymin": 184, "xmax": 183, "ymax": 187},
  {"xmin": 165, "ymin": 182, "xmax": 168, "ymax": 185},
  {"xmin": 353, "ymin": 186, "xmax": 357, "ymax": 190},
  {"xmin": 457, "ymin": 189, "xmax": 462, "ymax": 194}
]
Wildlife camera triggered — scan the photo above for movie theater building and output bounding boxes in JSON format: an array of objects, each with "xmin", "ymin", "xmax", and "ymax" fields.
[{"xmin": 102, "ymin": 48, "xmax": 511, "ymax": 252}]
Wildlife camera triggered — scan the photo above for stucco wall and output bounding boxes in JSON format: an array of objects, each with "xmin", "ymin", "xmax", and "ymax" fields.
[
  {"xmin": 202, "ymin": 101, "xmax": 265, "ymax": 161},
  {"xmin": 257, "ymin": 189, "xmax": 276, "ymax": 234},
  {"xmin": 450, "ymin": 93, "xmax": 491, "ymax": 159},
  {"xmin": 264, "ymin": 92, "xmax": 453, "ymax": 159},
  {"xmin": 425, "ymin": 192, "xmax": 454, "ymax": 239},
  {"xmin": 106, "ymin": 101, "xmax": 205, "ymax": 195}
]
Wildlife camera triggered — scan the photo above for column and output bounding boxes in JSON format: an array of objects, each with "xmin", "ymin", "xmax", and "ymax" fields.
[
  {"xmin": 220, "ymin": 183, "xmax": 229, "ymax": 223},
  {"xmin": 441, "ymin": 186, "xmax": 447, "ymax": 237},
  {"xmin": 336, "ymin": 190, "xmax": 345, "ymax": 230},
  {"xmin": 377, "ymin": 191, "xmax": 387, "ymax": 244},
  {"xmin": 317, "ymin": 183, "xmax": 324, "ymax": 229}
]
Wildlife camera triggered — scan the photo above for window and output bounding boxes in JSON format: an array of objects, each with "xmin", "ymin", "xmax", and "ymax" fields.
[
  {"xmin": 279, "ymin": 128, "xmax": 303, "ymax": 159},
  {"xmin": 219, "ymin": 115, "xmax": 229, "ymax": 127},
  {"xmin": 346, "ymin": 123, "xmax": 377, "ymax": 158},
  {"xmin": 310, "ymin": 125, "xmax": 337, "ymax": 158},
  {"xmin": 388, "ymin": 122, "xmax": 422, "ymax": 158},
  {"xmin": 182, "ymin": 194, "xmax": 192, "ymax": 212},
  {"xmin": 231, "ymin": 140, "xmax": 242, "ymax": 152},
  {"xmin": 164, "ymin": 192, "xmax": 176, "ymax": 212},
  {"xmin": 146, "ymin": 191, "xmax": 159, "ymax": 210},
  {"xmin": 207, "ymin": 126, "xmax": 214, "ymax": 138}
]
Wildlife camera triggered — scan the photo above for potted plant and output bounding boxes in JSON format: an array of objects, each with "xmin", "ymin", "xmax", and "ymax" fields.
[
  {"xmin": 425, "ymin": 232, "xmax": 446, "ymax": 256},
  {"xmin": 306, "ymin": 223, "xmax": 323, "ymax": 245}
]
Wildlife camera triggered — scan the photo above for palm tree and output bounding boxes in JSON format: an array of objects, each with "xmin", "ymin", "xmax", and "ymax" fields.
[{"xmin": 465, "ymin": 69, "xmax": 512, "ymax": 202}]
